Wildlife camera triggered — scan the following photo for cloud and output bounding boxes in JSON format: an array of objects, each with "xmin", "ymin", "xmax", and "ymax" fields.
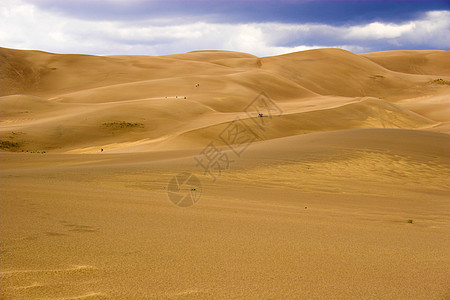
[
  {"xmin": 0, "ymin": 0, "xmax": 448, "ymax": 57},
  {"xmin": 17, "ymin": 0, "xmax": 450, "ymax": 25},
  {"xmin": 346, "ymin": 22, "xmax": 416, "ymax": 40}
]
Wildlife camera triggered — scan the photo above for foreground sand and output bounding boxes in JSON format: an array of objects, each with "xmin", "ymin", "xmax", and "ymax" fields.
[{"xmin": 0, "ymin": 47, "xmax": 449, "ymax": 299}]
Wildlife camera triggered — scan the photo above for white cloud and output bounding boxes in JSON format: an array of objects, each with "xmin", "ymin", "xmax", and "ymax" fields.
[
  {"xmin": 0, "ymin": 0, "xmax": 448, "ymax": 57},
  {"xmin": 346, "ymin": 22, "xmax": 416, "ymax": 40}
]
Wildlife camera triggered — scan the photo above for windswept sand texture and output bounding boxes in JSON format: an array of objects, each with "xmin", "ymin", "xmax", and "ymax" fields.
[{"xmin": 1, "ymin": 47, "xmax": 449, "ymax": 299}]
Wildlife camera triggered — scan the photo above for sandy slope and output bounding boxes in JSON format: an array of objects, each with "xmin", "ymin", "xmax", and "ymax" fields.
[{"xmin": 0, "ymin": 47, "xmax": 449, "ymax": 299}]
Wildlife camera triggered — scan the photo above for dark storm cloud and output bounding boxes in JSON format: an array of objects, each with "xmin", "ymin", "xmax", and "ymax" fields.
[{"xmin": 24, "ymin": 0, "xmax": 450, "ymax": 25}]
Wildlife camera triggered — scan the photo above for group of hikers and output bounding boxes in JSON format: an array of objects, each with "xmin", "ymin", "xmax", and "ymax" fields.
[{"xmin": 166, "ymin": 83, "xmax": 200, "ymax": 100}]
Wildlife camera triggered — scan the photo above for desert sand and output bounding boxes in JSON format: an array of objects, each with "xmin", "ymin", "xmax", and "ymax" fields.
[{"xmin": 0, "ymin": 47, "xmax": 449, "ymax": 299}]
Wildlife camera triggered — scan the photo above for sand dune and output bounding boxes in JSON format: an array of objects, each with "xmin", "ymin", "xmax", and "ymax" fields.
[
  {"xmin": 1, "ymin": 47, "xmax": 449, "ymax": 299},
  {"xmin": 362, "ymin": 50, "xmax": 450, "ymax": 76}
]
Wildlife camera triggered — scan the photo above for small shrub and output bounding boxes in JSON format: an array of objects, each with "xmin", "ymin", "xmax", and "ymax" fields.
[
  {"xmin": 0, "ymin": 140, "xmax": 20, "ymax": 150},
  {"xmin": 430, "ymin": 78, "xmax": 450, "ymax": 85},
  {"xmin": 407, "ymin": 219, "xmax": 413, "ymax": 224},
  {"xmin": 102, "ymin": 121, "xmax": 144, "ymax": 129}
]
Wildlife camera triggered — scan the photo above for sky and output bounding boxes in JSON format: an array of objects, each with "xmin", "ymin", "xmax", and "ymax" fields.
[{"xmin": 0, "ymin": 0, "xmax": 449, "ymax": 57}]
